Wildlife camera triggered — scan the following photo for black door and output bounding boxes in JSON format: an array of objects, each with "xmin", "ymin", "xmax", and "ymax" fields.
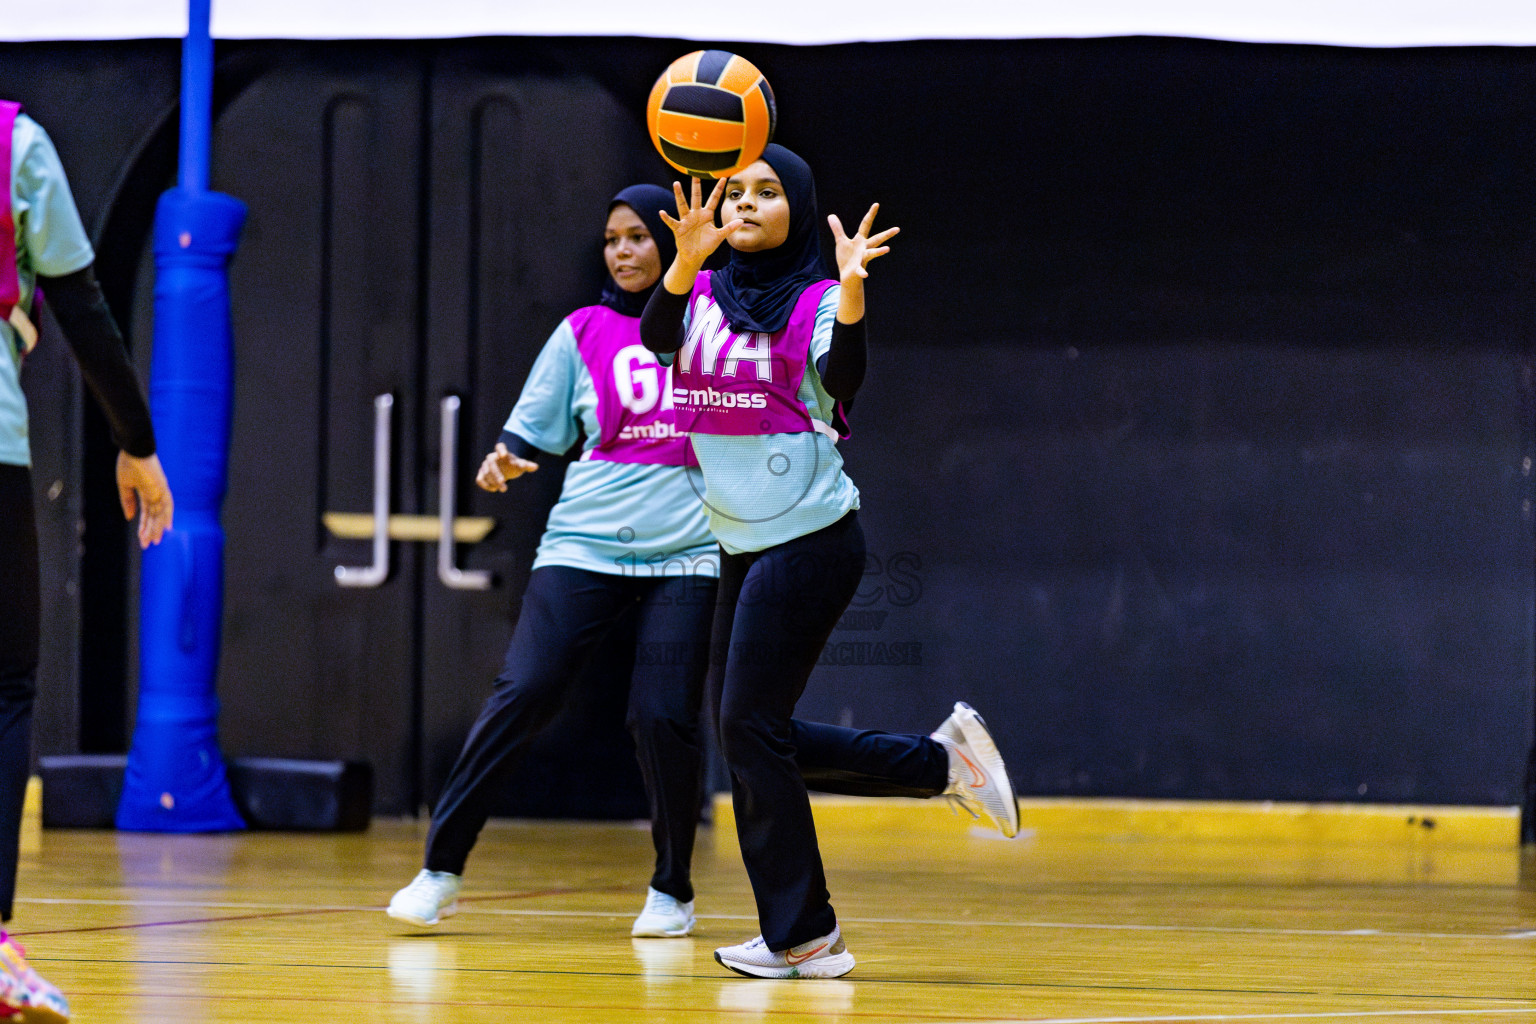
[
  {"xmin": 417, "ymin": 50, "xmax": 663, "ymax": 815},
  {"xmin": 122, "ymin": 44, "xmax": 659, "ymax": 815}
]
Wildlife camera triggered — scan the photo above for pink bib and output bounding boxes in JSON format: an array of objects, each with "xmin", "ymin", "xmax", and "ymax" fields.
[
  {"xmin": 0, "ymin": 101, "xmax": 21, "ymax": 324},
  {"xmin": 670, "ymin": 271, "xmax": 837, "ymax": 438},
  {"xmin": 569, "ymin": 305, "xmax": 691, "ymax": 466}
]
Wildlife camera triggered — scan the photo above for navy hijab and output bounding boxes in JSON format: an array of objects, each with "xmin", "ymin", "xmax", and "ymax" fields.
[
  {"xmin": 711, "ymin": 144, "xmax": 833, "ymax": 334},
  {"xmin": 598, "ymin": 184, "xmax": 676, "ymax": 317}
]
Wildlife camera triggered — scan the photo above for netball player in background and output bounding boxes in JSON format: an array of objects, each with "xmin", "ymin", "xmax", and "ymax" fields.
[
  {"xmin": 642, "ymin": 145, "xmax": 1021, "ymax": 979},
  {"xmin": 387, "ymin": 185, "xmax": 719, "ymax": 939},
  {"xmin": 1, "ymin": 99, "xmax": 173, "ymax": 1023}
]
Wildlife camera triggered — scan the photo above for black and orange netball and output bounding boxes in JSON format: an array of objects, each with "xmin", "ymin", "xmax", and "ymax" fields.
[{"xmin": 646, "ymin": 51, "xmax": 776, "ymax": 179}]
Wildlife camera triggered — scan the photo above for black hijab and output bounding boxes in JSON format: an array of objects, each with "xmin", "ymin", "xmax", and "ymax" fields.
[
  {"xmin": 598, "ymin": 183, "xmax": 676, "ymax": 317},
  {"xmin": 711, "ymin": 144, "xmax": 833, "ymax": 334}
]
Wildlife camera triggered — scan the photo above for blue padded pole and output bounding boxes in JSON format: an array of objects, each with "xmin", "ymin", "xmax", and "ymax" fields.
[
  {"xmin": 178, "ymin": 0, "xmax": 211, "ymax": 194},
  {"xmin": 117, "ymin": 0, "xmax": 246, "ymax": 831}
]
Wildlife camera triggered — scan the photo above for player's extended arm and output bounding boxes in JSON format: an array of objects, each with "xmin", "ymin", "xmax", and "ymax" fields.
[
  {"xmin": 476, "ymin": 439, "xmax": 539, "ymax": 493},
  {"xmin": 40, "ymin": 264, "xmax": 170, "ymax": 547}
]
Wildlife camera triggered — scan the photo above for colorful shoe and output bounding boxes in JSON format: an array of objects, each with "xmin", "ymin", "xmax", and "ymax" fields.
[
  {"xmin": 714, "ymin": 925, "xmax": 855, "ymax": 979},
  {"xmin": 0, "ymin": 931, "xmax": 70, "ymax": 1023},
  {"xmin": 631, "ymin": 886, "xmax": 695, "ymax": 937},
  {"xmin": 932, "ymin": 701, "xmax": 1021, "ymax": 838},
  {"xmin": 387, "ymin": 869, "xmax": 462, "ymax": 927},
  {"xmin": 0, "ymin": 969, "xmax": 24, "ymax": 1023}
]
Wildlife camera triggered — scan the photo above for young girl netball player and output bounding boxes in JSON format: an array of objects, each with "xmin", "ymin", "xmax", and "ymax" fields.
[
  {"xmin": 387, "ymin": 185, "xmax": 718, "ymax": 939},
  {"xmin": 2, "ymin": 99, "xmax": 174, "ymax": 1023},
  {"xmin": 641, "ymin": 145, "xmax": 1021, "ymax": 979}
]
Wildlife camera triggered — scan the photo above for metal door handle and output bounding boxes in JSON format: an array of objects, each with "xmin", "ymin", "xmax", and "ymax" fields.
[
  {"xmin": 438, "ymin": 396, "xmax": 491, "ymax": 590},
  {"xmin": 335, "ymin": 394, "xmax": 393, "ymax": 587}
]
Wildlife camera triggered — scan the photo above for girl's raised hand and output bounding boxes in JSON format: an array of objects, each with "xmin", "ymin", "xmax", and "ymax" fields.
[
  {"xmin": 658, "ymin": 176, "xmax": 743, "ymax": 270},
  {"xmin": 829, "ymin": 203, "xmax": 899, "ymax": 285}
]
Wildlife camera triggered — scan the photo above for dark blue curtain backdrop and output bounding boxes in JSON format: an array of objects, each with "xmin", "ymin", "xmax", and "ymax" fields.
[{"xmin": 4, "ymin": 35, "xmax": 1532, "ymax": 807}]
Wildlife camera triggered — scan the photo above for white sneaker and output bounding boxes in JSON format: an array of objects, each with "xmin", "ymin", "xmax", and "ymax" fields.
[
  {"xmin": 387, "ymin": 869, "xmax": 462, "ymax": 927},
  {"xmin": 631, "ymin": 886, "xmax": 696, "ymax": 937},
  {"xmin": 715, "ymin": 925, "xmax": 855, "ymax": 979},
  {"xmin": 932, "ymin": 701, "xmax": 1021, "ymax": 838}
]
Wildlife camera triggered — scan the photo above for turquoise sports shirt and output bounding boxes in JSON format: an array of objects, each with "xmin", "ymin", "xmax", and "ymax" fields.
[
  {"xmin": 681, "ymin": 285, "xmax": 861, "ymax": 555},
  {"xmin": 506, "ymin": 316, "xmax": 719, "ymax": 578},
  {"xmin": 1, "ymin": 113, "xmax": 96, "ymax": 467}
]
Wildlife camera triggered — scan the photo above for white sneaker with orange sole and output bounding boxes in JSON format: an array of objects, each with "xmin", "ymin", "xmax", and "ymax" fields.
[
  {"xmin": 932, "ymin": 701, "xmax": 1021, "ymax": 837},
  {"xmin": 714, "ymin": 925, "xmax": 855, "ymax": 979}
]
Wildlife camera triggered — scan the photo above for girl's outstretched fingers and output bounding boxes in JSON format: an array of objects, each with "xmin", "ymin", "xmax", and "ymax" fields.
[
  {"xmin": 862, "ymin": 203, "xmax": 901, "ymax": 252},
  {"xmin": 661, "ymin": 177, "xmax": 742, "ymax": 271},
  {"xmin": 830, "ymin": 207, "xmax": 900, "ymax": 281},
  {"xmin": 828, "ymin": 213, "xmax": 851, "ymax": 247},
  {"xmin": 858, "ymin": 202, "xmax": 881, "ymax": 236}
]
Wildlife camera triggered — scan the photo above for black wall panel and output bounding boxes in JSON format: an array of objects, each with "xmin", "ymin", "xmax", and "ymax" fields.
[
  {"xmin": 4, "ymin": 35, "xmax": 1532, "ymax": 808},
  {"xmin": 0, "ymin": 42, "xmax": 179, "ymax": 759},
  {"xmin": 417, "ymin": 51, "xmax": 666, "ymax": 815},
  {"xmin": 802, "ymin": 344, "xmax": 1529, "ymax": 803}
]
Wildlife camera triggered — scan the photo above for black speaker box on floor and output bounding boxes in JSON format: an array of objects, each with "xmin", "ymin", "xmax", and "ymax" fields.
[
  {"xmin": 226, "ymin": 758, "xmax": 372, "ymax": 831},
  {"xmin": 38, "ymin": 755, "xmax": 372, "ymax": 831},
  {"xmin": 37, "ymin": 754, "xmax": 127, "ymax": 828}
]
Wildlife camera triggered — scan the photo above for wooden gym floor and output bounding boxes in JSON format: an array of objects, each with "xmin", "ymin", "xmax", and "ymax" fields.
[{"xmin": 9, "ymin": 797, "xmax": 1535, "ymax": 1023}]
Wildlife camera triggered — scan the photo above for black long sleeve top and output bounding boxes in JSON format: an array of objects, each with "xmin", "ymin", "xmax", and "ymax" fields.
[{"xmin": 36, "ymin": 264, "xmax": 156, "ymax": 457}]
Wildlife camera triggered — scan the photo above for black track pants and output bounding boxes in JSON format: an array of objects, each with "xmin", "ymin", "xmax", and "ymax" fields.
[
  {"xmin": 425, "ymin": 566, "xmax": 715, "ymax": 902},
  {"xmin": 0, "ymin": 466, "xmax": 39, "ymax": 923},
  {"xmin": 711, "ymin": 511, "xmax": 948, "ymax": 951}
]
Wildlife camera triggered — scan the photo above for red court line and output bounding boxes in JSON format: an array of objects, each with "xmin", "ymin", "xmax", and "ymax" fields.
[{"xmin": 15, "ymin": 884, "xmax": 633, "ymax": 937}]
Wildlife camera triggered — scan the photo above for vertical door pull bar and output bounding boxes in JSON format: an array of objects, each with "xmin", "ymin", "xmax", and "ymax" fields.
[
  {"xmin": 438, "ymin": 396, "xmax": 491, "ymax": 590},
  {"xmin": 335, "ymin": 394, "xmax": 393, "ymax": 588}
]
